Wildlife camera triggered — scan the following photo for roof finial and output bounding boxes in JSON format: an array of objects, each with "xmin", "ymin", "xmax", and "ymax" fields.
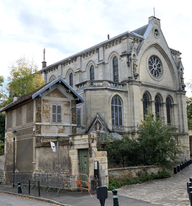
[
  {"xmin": 43, "ymin": 48, "xmax": 45, "ymax": 61},
  {"xmin": 153, "ymin": 7, "xmax": 155, "ymax": 17}
]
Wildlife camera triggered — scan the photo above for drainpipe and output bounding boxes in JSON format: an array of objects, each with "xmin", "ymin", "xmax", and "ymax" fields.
[{"xmin": 12, "ymin": 130, "xmax": 17, "ymax": 187}]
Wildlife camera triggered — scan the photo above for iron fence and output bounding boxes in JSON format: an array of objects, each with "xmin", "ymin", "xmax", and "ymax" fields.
[{"xmin": 11, "ymin": 172, "xmax": 90, "ymax": 195}]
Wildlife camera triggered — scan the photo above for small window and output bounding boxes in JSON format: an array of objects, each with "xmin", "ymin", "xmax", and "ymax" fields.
[
  {"xmin": 90, "ymin": 65, "xmax": 94, "ymax": 81},
  {"xmin": 69, "ymin": 73, "xmax": 73, "ymax": 87},
  {"xmin": 76, "ymin": 108, "xmax": 81, "ymax": 127},
  {"xmin": 113, "ymin": 56, "xmax": 119, "ymax": 82},
  {"xmin": 52, "ymin": 104, "xmax": 62, "ymax": 123}
]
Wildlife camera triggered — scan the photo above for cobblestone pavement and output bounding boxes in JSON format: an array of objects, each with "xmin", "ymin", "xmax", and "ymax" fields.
[{"xmin": 118, "ymin": 165, "xmax": 192, "ymax": 206}]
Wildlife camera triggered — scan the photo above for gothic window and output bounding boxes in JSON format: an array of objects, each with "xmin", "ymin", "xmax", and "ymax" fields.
[
  {"xmin": 111, "ymin": 95, "xmax": 123, "ymax": 126},
  {"xmin": 143, "ymin": 93, "xmax": 150, "ymax": 119},
  {"xmin": 90, "ymin": 65, "xmax": 94, "ymax": 81},
  {"xmin": 113, "ymin": 56, "xmax": 119, "ymax": 82},
  {"xmin": 49, "ymin": 75, "xmax": 56, "ymax": 82},
  {"xmin": 166, "ymin": 97, "xmax": 172, "ymax": 124},
  {"xmin": 155, "ymin": 95, "xmax": 161, "ymax": 119},
  {"xmin": 52, "ymin": 104, "xmax": 62, "ymax": 123},
  {"xmin": 69, "ymin": 73, "xmax": 73, "ymax": 87}
]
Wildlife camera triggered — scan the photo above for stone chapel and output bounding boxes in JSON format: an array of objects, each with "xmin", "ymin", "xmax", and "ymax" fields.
[{"xmin": 39, "ymin": 16, "xmax": 189, "ymax": 160}]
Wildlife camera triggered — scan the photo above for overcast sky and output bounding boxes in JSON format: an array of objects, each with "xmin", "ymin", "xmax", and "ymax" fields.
[{"xmin": 0, "ymin": 0, "xmax": 191, "ymax": 96}]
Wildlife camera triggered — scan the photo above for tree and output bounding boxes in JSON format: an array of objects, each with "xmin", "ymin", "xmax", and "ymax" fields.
[
  {"xmin": 186, "ymin": 97, "xmax": 192, "ymax": 129},
  {"xmin": 137, "ymin": 113, "xmax": 181, "ymax": 168},
  {"xmin": 98, "ymin": 113, "xmax": 181, "ymax": 169},
  {"xmin": 3, "ymin": 58, "xmax": 45, "ymax": 106}
]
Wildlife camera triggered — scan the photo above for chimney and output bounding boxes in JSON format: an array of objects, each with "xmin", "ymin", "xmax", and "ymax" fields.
[
  {"xmin": 42, "ymin": 48, "xmax": 47, "ymax": 69},
  {"xmin": 13, "ymin": 94, "xmax": 17, "ymax": 102},
  {"xmin": 107, "ymin": 34, "xmax": 110, "ymax": 39}
]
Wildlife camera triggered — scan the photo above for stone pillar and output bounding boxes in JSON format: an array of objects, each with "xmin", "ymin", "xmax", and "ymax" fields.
[
  {"xmin": 71, "ymin": 100, "xmax": 76, "ymax": 135},
  {"xmin": 151, "ymin": 100, "xmax": 155, "ymax": 115},
  {"xmin": 162, "ymin": 102, "xmax": 167, "ymax": 123}
]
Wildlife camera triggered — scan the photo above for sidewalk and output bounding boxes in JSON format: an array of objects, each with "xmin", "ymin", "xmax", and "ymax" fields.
[{"xmin": 0, "ymin": 184, "xmax": 163, "ymax": 206}]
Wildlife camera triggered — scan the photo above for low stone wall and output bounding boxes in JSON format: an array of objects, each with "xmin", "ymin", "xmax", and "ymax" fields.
[
  {"xmin": 0, "ymin": 155, "xmax": 5, "ymax": 184},
  {"xmin": 108, "ymin": 165, "xmax": 162, "ymax": 180}
]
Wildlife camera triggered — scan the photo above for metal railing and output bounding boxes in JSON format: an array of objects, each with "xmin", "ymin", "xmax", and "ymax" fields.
[{"xmin": 11, "ymin": 172, "xmax": 91, "ymax": 195}]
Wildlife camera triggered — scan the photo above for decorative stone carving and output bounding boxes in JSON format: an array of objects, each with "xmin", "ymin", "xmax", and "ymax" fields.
[{"xmin": 178, "ymin": 68, "xmax": 185, "ymax": 90}]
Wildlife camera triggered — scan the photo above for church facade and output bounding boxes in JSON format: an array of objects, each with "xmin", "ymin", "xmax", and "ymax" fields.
[{"xmin": 40, "ymin": 16, "xmax": 189, "ymax": 160}]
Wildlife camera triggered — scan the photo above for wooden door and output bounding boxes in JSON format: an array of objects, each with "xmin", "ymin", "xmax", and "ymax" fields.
[{"xmin": 78, "ymin": 149, "xmax": 89, "ymax": 185}]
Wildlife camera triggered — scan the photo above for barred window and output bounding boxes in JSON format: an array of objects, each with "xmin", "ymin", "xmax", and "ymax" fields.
[
  {"xmin": 76, "ymin": 108, "xmax": 81, "ymax": 127},
  {"xmin": 113, "ymin": 56, "xmax": 119, "ymax": 82},
  {"xmin": 111, "ymin": 95, "xmax": 122, "ymax": 126},
  {"xmin": 90, "ymin": 65, "xmax": 94, "ymax": 81},
  {"xmin": 52, "ymin": 104, "xmax": 62, "ymax": 123}
]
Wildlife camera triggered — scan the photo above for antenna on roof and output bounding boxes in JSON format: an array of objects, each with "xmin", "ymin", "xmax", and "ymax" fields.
[{"xmin": 153, "ymin": 7, "xmax": 155, "ymax": 17}]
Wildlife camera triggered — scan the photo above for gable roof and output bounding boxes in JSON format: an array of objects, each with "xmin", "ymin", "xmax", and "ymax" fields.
[{"xmin": 0, "ymin": 77, "xmax": 84, "ymax": 112}]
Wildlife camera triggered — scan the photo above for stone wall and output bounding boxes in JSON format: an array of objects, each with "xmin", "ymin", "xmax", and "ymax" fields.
[
  {"xmin": 108, "ymin": 165, "xmax": 162, "ymax": 181},
  {"xmin": 0, "ymin": 155, "xmax": 5, "ymax": 184}
]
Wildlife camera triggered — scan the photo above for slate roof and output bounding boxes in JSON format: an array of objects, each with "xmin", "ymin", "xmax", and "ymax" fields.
[
  {"xmin": 0, "ymin": 77, "xmax": 84, "ymax": 112},
  {"xmin": 131, "ymin": 24, "xmax": 148, "ymax": 36}
]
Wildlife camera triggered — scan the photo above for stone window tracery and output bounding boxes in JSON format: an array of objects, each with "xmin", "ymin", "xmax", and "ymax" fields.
[
  {"xmin": 148, "ymin": 55, "xmax": 162, "ymax": 79},
  {"xmin": 166, "ymin": 97, "xmax": 172, "ymax": 124},
  {"xmin": 143, "ymin": 93, "xmax": 150, "ymax": 119}
]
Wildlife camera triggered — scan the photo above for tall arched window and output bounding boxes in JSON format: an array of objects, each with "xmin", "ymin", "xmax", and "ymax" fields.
[
  {"xmin": 90, "ymin": 65, "xmax": 94, "ymax": 81},
  {"xmin": 113, "ymin": 56, "xmax": 119, "ymax": 82},
  {"xmin": 143, "ymin": 93, "xmax": 150, "ymax": 119},
  {"xmin": 111, "ymin": 95, "xmax": 123, "ymax": 126},
  {"xmin": 155, "ymin": 95, "xmax": 161, "ymax": 119},
  {"xmin": 166, "ymin": 97, "xmax": 172, "ymax": 124},
  {"xmin": 69, "ymin": 73, "xmax": 73, "ymax": 87}
]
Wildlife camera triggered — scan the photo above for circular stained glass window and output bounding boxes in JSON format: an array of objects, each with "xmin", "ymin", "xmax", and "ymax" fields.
[{"xmin": 148, "ymin": 56, "xmax": 162, "ymax": 79}]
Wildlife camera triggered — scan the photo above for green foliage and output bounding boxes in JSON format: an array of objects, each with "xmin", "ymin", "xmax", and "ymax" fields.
[
  {"xmin": 108, "ymin": 170, "xmax": 171, "ymax": 190},
  {"xmin": 187, "ymin": 97, "xmax": 192, "ymax": 129},
  {"xmin": 98, "ymin": 113, "xmax": 181, "ymax": 169},
  {"xmin": 0, "ymin": 140, "xmax": 4, "ymax": 155},
  {"xmin": 2, "ymin": 58, "xmax": 45, "ymax": 107},
  {"xmin": 0, "ymin": 114, "xmax": 5, "ymax": 142}
]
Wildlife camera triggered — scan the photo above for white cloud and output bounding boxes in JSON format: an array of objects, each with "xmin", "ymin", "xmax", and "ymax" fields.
[{"xmin": 0, "ymin": 0, "xmax": 192, "ymax": 95}]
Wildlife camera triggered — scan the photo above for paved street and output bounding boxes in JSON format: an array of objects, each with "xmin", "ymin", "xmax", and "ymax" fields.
[
  {"xmin": 118, "ymin": 165, "xmax": 192, "ymax": 206},
  {"xmin": 0, "ymin": 193, "xmax": 56, "ymax": 206}
]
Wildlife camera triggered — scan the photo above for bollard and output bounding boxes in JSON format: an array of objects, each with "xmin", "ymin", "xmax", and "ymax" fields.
[
  {"xmin": 174, "ymin": 167, "xmax": 177, "ymax": 174},
  {"xmin": 38, "ymin": 181, "xmax": 40, "ymax": 197},
  {"xmin": 96, "ymin": 186, "xmax": 108, "ymax": 206},
  {"xmin": 189, "ymin": 178, "xmax": 192, "ymax": 183},
  {"xmin": 187, "ymin": 182, "xmax": 192, "ymax": 193},
  {"xmin": 18, "ymin": 182, "xmax": 22, "ymax": 194},
  {"xmin": 180, "ymin": 164, "xmax": 182, "ymax": 170},
  {"xmin": 190, "ymin": 192, "xmax": 192, "ymax": 206},
  {"xmin": 177, "ymin": 165, "xmax": 180, "ymax": 172},
  {"xmin": 112, "ymin": 189, "xmax": 119, "ymax": 206},
  {"xmin": 28, "ymin": 180, "xmax": 30, "ymax": 195}
]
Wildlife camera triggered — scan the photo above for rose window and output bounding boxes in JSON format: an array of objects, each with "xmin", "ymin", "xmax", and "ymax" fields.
[{"xmin": 148, "ymin": 56, "xmax": 162, "ymax": 79}]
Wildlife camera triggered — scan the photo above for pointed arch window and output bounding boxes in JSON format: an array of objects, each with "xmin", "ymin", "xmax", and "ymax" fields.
[
  {"xmin": 155, "ymin": 95, "xmax": 161, "ymax": 119},
  {"xmin": 90, "ymin": 65, "xmax": 94, "ymax": 81},
  {"xmin": 166, "ymin": 97, "xmax": 172, "ymax": 124},
  {"xmin": 113, "ymin": 56, "xmax": 119, "ymax": 82},
  {"xmin": 111, "ymin": 95, "xmax": 123, "ymax": 126},
  {"xmin": 69, "ymin": 73, "xmax": 73, "ymax": 87},
  {"xmin": 143, "ymin": 93, "xmax": 150, "ymax": 119}
]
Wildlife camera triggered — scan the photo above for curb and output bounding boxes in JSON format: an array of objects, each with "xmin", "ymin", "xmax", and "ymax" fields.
[{"xmin": 0, "ymin": 191, "xmax": 72, "ymax": 206}]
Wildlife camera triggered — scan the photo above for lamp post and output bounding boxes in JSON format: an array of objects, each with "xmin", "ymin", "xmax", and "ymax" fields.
[
  {"xmin": 12, "ymin": 130, "xmax": 17, "ymax": 187},
  {"xmin": 56, "ymin": 136, "xmax": 60, "ymax": 188}
]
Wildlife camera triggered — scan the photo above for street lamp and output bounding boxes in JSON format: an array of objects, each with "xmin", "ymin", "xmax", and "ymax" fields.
[
  {"xmin": 56, "ymin": 136, "xmax": 60, "ymax": 188},
  {"xmin": 12, "ymin": 130, "xmax": 17, "ymax": 187}
]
